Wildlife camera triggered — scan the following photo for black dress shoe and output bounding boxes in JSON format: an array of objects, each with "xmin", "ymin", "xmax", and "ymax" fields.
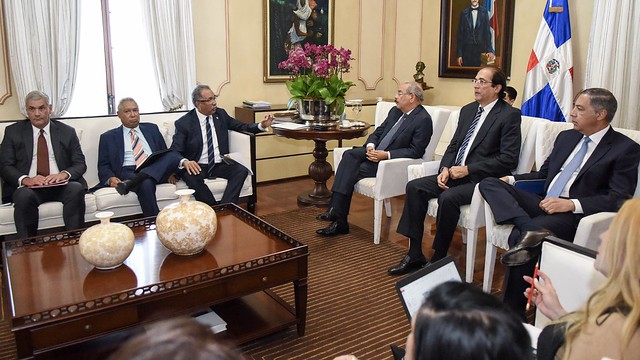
[
  {"xmin": 316, "ymin": 208, "xmax": 337, "ymax": 221},
  {"xmin": 116, "ymin": 180, "xmax": 133, "ymax": 195},
  {"xmin": 388, "ymin": 255, "xmax": 428, "ymax": 276},
  {"xmin": 501, "ymin": 229, "xmax": 553, "ymax": 266},
  {"xmin": 316, "ymin": 221, "xmax": 349, "ymax": 236}
]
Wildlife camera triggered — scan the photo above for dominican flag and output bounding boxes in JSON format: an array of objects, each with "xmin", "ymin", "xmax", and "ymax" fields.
[
  {"xmin": 521, "ymin": 0, "xmax": 573, "ymax": 122},
  {"xmin": 484, "ymin": 0, "xmax": 499, "ymax": 53}
]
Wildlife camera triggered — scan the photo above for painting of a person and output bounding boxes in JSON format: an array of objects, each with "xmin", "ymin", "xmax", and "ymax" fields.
[
  {"xmin": 285, "ymin": 0, "xmax": 313, "ymax": 51},
  {"xmin": 456, "ymin": 0, "xmax": 495, "ymax": 67}
]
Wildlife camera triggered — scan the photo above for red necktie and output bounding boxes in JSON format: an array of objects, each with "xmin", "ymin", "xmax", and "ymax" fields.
[{"xmin": 37, "ymin": 129, "xmax": 50, "ymax": 176}]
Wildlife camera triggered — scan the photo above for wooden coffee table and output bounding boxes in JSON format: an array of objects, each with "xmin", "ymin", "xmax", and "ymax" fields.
[{"xmin": 2, "ymin": 204, "xmax": 308, "ymax": 359}]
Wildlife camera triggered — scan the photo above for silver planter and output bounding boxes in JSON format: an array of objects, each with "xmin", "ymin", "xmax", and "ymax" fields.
[{"xmin": 298, "ymin": 99, "xmax": 340, "ymax": 129}]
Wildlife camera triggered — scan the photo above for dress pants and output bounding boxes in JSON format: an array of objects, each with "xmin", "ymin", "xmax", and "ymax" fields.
[
  {"xmin": 329, "ymin": 147, "xmax": 378, "ymax": 219},
  {"xmin": 179, "ymin": 161, "xmax": 249, "ymax": 206},
  {"xmin": 121, "ymin": 151, "xmax": 183, "ymax": 217},
  {"xmin": 13, "ymin": 181, "xmax": 86, "ymax": 239},
  {"xmin": 479, "ymin": 177, "xmax": 581, "ymax": 317},
  {"xmin": 397, "ymin": 175, "xmax": 475, "ymax": 256}
]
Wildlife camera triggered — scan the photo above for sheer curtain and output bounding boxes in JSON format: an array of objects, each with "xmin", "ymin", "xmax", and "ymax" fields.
[
  {"xmin": 142, "ymin": 0, "xmax": 197, "ymax": 111},
  {"xmin": 4, "ymin": 0, "xmax": 81, "ymax": 117},
  {"xmin": 585, "ymin": 0, "xmax": 640, "ymax": 130}
]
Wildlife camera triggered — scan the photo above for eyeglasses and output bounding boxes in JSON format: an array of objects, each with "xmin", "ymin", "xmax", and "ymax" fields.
[
  {"xmin": 396, "ymin": 91, "xmax": 412, "ymax": 96},
  {"xmin": 197, "ymin": 96, "xmax": 217, "ymax": 103},
  {"xmin": 471, "ymin": 78, "xmax": 492, "ymax": 86}
]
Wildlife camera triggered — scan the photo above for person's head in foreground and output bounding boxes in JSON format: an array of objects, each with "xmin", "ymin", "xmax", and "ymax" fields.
[
  {"xmin": 560, "ymin": 198, "xmax": 640, "ymax": 359},
  {"xmin": 108, "ymin": 317, "xmax": 244, "ymax": 360},
  {"xmin": 405, "ymin": 281, "xmax": 532, "ymax": 360}
]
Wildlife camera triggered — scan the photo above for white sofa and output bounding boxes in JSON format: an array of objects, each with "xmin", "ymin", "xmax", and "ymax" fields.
[{"xmin": 0, "ymin": 111, "xmax": 257, "ymax": 238}]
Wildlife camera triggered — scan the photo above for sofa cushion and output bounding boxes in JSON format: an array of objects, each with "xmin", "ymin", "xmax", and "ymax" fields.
[{"xmin": 94, "ymin": 184, "xmax": 179, "ymax": 211}]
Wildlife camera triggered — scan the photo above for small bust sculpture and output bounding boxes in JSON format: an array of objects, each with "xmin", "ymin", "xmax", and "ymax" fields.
[{"xmin": 413, "ymin": 61, "xmax": 427, "ymax": 90}]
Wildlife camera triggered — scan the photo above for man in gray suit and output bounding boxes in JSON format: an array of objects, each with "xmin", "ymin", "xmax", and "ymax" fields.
[
  {"xmin": 0, "ymin": 91, "xmax": 87, "ymax": 238},
  {"xmin": 388, "ymin": 67, "xmax": 521, "ymax": 275}
]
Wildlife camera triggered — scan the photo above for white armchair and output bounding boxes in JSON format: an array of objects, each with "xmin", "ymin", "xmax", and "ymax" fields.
[{"xmin": 333, "ymin": 102, "xmax": 451, "ymax": 244}]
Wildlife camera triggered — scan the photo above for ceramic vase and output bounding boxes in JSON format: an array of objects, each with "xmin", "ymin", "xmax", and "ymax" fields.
[
  {"xmin": 79, "ymin": 211, "xmax": 135, "ymax": 270},
  {"xmin": 156, "ymin": 189, "xmax": 218, "ymax": 256}
]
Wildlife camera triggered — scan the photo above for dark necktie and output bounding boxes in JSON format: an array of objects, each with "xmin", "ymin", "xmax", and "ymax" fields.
[
  {"xmin": 205, "ymin": 116, "xmax": 216, "ymax": 174},
  {"xmin": 377, "ymin": 114, "xmax": 406, "ymax": 150},
  {"xmin": 454, "ymin": 106, "xmax": 483, "ymax": 166},
  {"xmin": 546, "ymin": 136, "xmax": 591, "ymax": 198},
  {"xmin": 37, "ymin": 129, "xmax": 50, "ymax": 176}
]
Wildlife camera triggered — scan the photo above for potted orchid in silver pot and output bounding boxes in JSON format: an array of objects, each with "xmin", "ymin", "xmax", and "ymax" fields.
[{"xmin": 279, "ymin": 43, "xmax": 355, "ymax": 127}]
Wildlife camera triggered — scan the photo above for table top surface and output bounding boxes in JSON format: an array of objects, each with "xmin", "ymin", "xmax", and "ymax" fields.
[
  {"xmin": 272, "ymin": 124, "xmax": 370, "ymax": 142},
  {"xmin": 2, "ymin": 204, "xmax": 307, "ymax": 325}
]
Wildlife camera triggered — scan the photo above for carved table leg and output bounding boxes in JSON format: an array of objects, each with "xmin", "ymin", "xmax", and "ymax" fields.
[{"xmin": 297, "ymin": 139, "xmax": 333, "ymax": 206}]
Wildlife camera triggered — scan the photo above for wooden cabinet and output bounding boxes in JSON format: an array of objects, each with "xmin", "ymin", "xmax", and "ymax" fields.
[{"xmin": 235, "ymin": 101, "xmax": 378, "ymax": 182}]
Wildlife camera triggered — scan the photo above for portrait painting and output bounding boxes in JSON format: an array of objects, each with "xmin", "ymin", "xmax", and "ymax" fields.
[
  {"xmin": 438, "ymin": 0, "xmax": 515, "ymax": 78},
  {"xmin": 263, "ymin": 0, "xmax": 334, "ymax": 82}
]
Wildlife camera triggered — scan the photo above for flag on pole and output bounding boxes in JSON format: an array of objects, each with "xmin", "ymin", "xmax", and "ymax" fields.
[
  {"xmin": 521, "ymin": 0, "xmax": 573, "ymax": 122},
  {"xmin": 485, "ymin": 0, "xmax": 499, "ymax": 53}
]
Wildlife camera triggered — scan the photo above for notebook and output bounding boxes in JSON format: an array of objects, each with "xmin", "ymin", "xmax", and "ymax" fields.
[{"xmin": 395, "ymin": 256, "xmax": 462, "ymax": 322}]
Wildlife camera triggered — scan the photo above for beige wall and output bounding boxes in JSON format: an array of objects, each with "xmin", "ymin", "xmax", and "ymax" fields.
[{"xmin": 0, "ymin": 0, "xmax": 594, "ymax": 120}]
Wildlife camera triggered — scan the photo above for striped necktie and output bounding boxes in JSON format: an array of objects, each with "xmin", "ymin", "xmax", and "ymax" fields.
[
  {"xmin": 130, "ymin": 129, "xmax": 148, "ymax": 168},
  {"xmin": 546, "ymin": 136, "xmax": 591, "ymax": 198},
  {"xmin": 454, "ymin": 106, "xmax": 483, "ymax": 166},
  {"xmin": 205, "ymin": 116, "xmax": 216, "ymax": 167}
]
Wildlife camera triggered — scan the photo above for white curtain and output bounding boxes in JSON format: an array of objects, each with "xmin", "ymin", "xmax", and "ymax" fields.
[
  {"xmin": 4, "ymin": 0, "xmax": 81, "ymax": 117},
  {"xmin": 142, "ymin": 0, "xmax": 197, "ymax": 111},
  {"xmin": 584, "ymin": 0, "xmax": 640, "ymax": 130}
]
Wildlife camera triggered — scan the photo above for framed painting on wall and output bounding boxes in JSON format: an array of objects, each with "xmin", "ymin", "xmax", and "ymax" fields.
[
  {"xmin": 438, "ymin": 0, "xmax": 515, "ymax": 79},
  {"xmin": 263, "ymin": 0, "xmax": 334, "ymax": 82}
]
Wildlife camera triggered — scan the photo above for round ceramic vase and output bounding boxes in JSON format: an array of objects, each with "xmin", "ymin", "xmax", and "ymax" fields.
[
  {"xmin": 79, "ymin": 211, "xmax": 135, "ymax": 270},
  {"xmin": 156, "ymin": 189, "xmax": 218, "ymax": 256}
]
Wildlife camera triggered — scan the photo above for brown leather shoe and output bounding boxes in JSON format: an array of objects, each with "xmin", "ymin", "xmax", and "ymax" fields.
[{"xmin": 501, "ymin": 229, "xmax": 553, "ymax": 266}]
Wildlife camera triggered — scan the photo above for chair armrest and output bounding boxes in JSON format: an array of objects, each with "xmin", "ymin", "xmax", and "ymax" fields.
[
  {"xmin": 514, "ymin": 179, "xmax": 545, "ymax": 195},
  {"xmin": 333, "ymin": 147, "xmax": 350, "ymax": 174},
  {"xmin": 228, "ymin": 130, "xmax": 257, "ymax": 204},
  {"xmin": 574, "ymin": 212, "xmax": 616, "ymax": 250},
  {"xmin": 408, "ymin": 160, "xmax": 439, "ymax": 182},
  {"xmin": 374, "ymin": 157, "xmax": 424, "ymax": 198},
  {"xmin": 464, "ymin": 184, "xmax": 485, "ymax": 228}
]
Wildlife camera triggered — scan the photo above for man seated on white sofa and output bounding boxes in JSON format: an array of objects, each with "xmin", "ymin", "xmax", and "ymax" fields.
[
  {"xmin": 0, "ymin": 91, "xmax": 87, "ymax": 239},
  {"xmin": 98, "ymin": 98, "xmax": 185, "ymax": 217}
]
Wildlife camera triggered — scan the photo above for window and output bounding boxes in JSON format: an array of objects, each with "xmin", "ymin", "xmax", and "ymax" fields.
[{"xmin": 65, "ymin": 0, "xmax": 163, "ymax": 117}]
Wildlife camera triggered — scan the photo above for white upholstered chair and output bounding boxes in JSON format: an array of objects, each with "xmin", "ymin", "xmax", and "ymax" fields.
[
  {"xmin": 482, "ymin": 123, "xmax": 640, "ymax": 292},
  {"xmin": 332, "ymin": 102, "xmax": 451, "ymax": 244}
]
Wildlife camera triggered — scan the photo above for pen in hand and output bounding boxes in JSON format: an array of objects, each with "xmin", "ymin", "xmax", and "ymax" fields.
[{"xmin": 526, "ymin": 262, "xmax": 540, "ymax": 311}]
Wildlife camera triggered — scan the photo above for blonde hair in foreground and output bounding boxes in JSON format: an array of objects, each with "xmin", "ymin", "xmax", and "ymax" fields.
[{"xmin": 560, "ymin": 198, "xmax": 640, "ymax": 360}]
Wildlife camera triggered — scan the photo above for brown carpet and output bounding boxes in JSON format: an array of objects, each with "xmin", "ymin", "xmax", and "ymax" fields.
[
  {"xmin": 240, "ymin": 207, "xmax": 411, "ymax": 360},
  {"xmin": 1, "ymin": 272, "xmax": 18, "ymax": 360}
]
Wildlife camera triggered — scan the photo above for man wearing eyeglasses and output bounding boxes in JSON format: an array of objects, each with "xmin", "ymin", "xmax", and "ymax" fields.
[
  {"xmin": 387, "ymin": 66, "xmax": 521, "ymax": 276},
  {"xmin": 171, "ymin": 85, "xmax": 273, "ymax": 206},
  {"xmin": 315, "ymin": 82, "xmax": 433, "ymax": 236}
]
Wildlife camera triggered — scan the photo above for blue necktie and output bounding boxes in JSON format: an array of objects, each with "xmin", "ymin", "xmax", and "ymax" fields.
[
  {"xmin": 454, "ymin": 106, "xmax": 483, "ymax": 166},
  {"xmin": 546, "ymin": 136, "xmax": 591, "ymax": 198},
  {"xmin": 205, "ymin": 116, "xmax": 216, "ymax": 175},
  {"xmin": 378, "ymin": 114, "xmax": 406, "ymax": 150}
]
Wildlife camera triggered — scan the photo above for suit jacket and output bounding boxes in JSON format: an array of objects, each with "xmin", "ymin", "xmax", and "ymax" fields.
[
  {"xmin": 457, "ymin": 5, "xmax": 492, "ymax": 57},
  {"xmin": 364, "ymin": 105, "xmax": 433, "ymax": 159},
  {"xmin": 515, "ymin": 128, "xmax": 640, "ymax": 215},
  {"xmin": 97, "ymin": 123, "xmax": 168, "ymax": 185},
  {"xmin": 440, "ymin": 100, "xmax": 521, "ymax": 183},
  {"xmin": 170, "ymin": 108, "xmax": 261, "ymax": 162},
  {"xmin": 0, "ymin": 119, "xmax": 87, "ymax": 202}
]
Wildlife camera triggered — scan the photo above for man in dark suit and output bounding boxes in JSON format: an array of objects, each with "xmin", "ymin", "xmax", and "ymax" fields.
[
  {"xmin": 171, "ymin": 85, "xmax": 273, "ymax": 205},
  {"xmin": 456, "ymin": 0, "xmax": 495, "ymax": 67},
  {"xmin": 315, "ymin": 82, "xmax": 433, "ymax": 236},
  {"xmin": 98, "ymin": 98, "xmax": 185, "ymax": 217},
  {"xmin": 479, "ymin": 88, "xmax": 640, "ymax": 317},
  {"xmin": 388, "ymin": 66, "xmax": 521, "ymax": 276},
  {"xmin": 0, "ymin": 91, "xmax": 87, "ymax": 239}
]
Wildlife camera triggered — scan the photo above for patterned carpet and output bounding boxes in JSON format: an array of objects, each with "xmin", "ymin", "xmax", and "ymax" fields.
[{"xmin": 241, "ymin": 207, "xmax": 411, "ymax": 359}]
